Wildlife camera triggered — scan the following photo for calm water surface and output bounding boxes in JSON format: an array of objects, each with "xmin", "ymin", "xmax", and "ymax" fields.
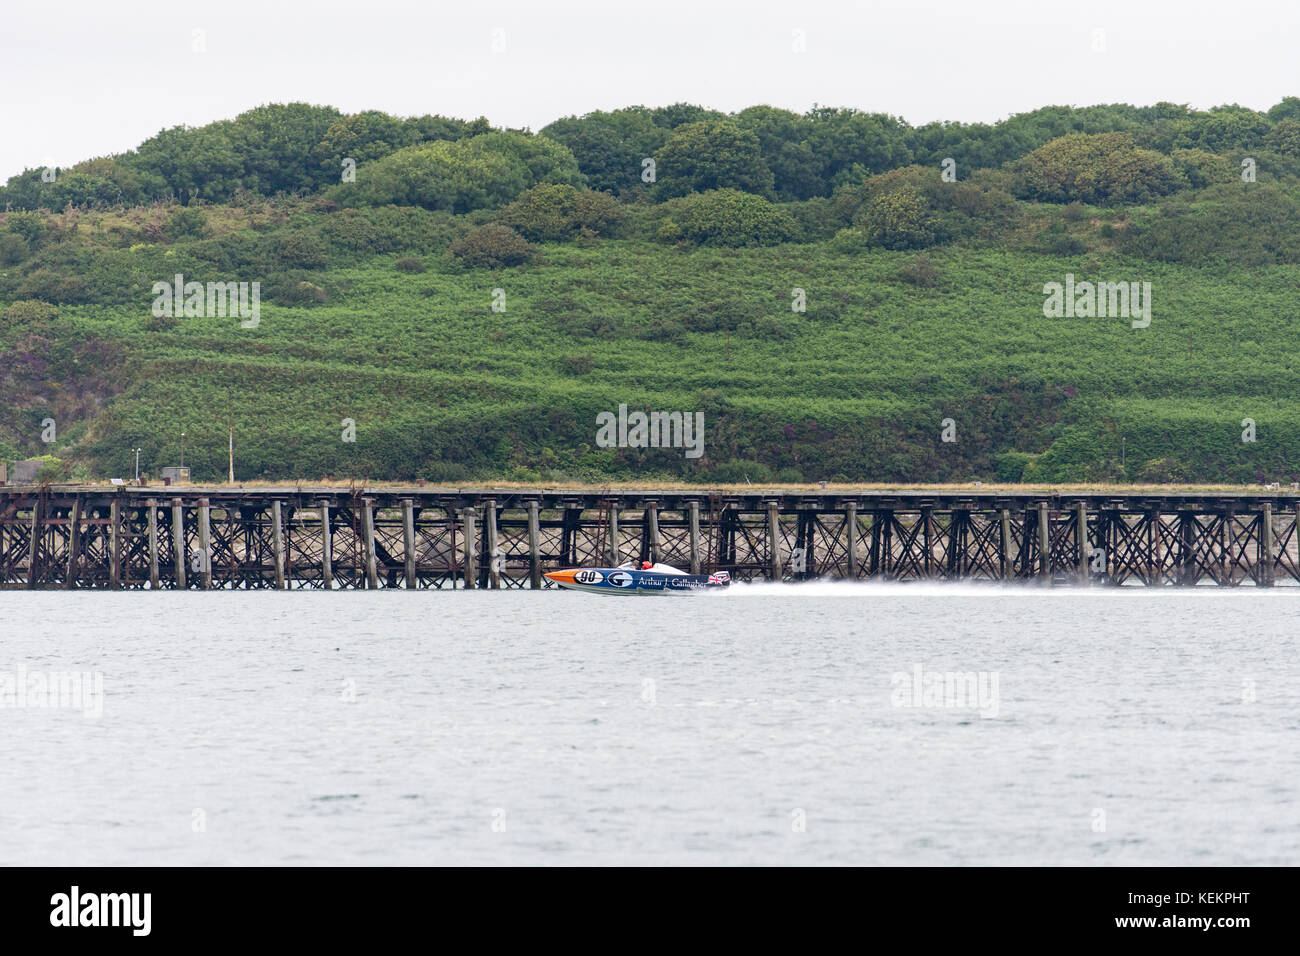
[{"xmin": 2, "ymin": 584, "xmax": 1297, "ymax": 865}]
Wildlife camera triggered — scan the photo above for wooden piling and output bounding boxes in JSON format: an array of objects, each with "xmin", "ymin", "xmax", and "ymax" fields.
[
  {"xmin": 688, "ymin": 501, "xmax": 701, "ymax": 574},
  {"xmin": 271, "ymin": 500, "xmax": 286, "ymax": 590},
  {"xmin": 1149, "ymin": 509, "xmax": 1160, "ymax": 585},
  {"xmin": 527, "ymin": 501, "xmax": 542, "ymax": 588},
  {"xmin": 948, "ymin": 508, "xmax": 965, "ymax": 577},
  {"xmin": 486, "ymin": 500, "xmax": 501, "ymax": 589},
  {"xmin": 26, "ymin": 497, "xmax": 41, "ymax": 589},
  {"xmin": 607, "ymin": 507, "xmax": 620, "ymax": 566},
  {"xmin": 461, "ymin": 507, "xmax": 476, "ymax": 590},
  {"xmin": 1000, "ymin": 508, "xmax": 1013, "ymax": 580},
  {"xmin": 172, "ymin": 498, "xmax": 187, "ymax": 589},
  {"xmin": 108, "ymin": 499, "xmax": 121, "ymax": 590},
  {"xmin": 320, "ymin": 501, "xmax": 333, "ymax": 590},
  {"xmin": 646, "ymin": 502, "xmax": 661, "ymax": 564},
  {"xmin": 845, "ymin": 502, "xmax": 858, "ymax": 578},
  {"xmin": 1037, "ymin": 502, "xmax": 1050, "ymax": 583},
  {"xmin": 147, "ymin": 498, "xmax": 160, "ymax": 589},
  {"xmin": 362, "ymin": 499, "xmax": 380, "ymax": 590},
  {"xmin": 65, "ymin": 495, "xmax": 82, "ymax": 589},
  {"xmin": 1076, "ymin": 502, "xmax": 1088, "ymax": 583},
  {"xmin": 1262, "ymin": 502, "xmax": 1275, "ymax": 587},
  {"xmin": 402, "ymin": 499, "xmax": 417, "ymax": 589},
  {"xmin": 197, "ymin": 498, "xmax": 212, "ymax": 589},
  {"xmin": 922, "ymin": 506, "xmax": 933, "ymax": 576},
  {"xmin": 1179, "ymin": 513, "xmax": 1195, "ymax": 587},
  {"xmin": 870, "ymin": 511, "xmax": 883, "ymax": 577},
  {"xmin": 768, "ymin": 502, "xmax": 782, "ymax": 581}
]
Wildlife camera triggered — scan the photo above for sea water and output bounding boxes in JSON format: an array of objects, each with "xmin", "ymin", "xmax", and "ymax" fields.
[{"xmin": 1, "ymin": 584, "xmax": 1296, "ymax": 865}]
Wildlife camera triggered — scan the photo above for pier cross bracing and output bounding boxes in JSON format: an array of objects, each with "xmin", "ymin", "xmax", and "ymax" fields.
[{"xmin": 2, "ymin": 486, "xmax": 1299, "ymax": 589}]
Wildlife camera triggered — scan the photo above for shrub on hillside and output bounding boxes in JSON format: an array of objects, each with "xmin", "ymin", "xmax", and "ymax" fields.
[
  {"xmin": 2, "ymin": 299, "xmax": 59, "ymax": 323},
  {"xmin": 783, "ymin": 196, "xmax": 841, "ymax": 240},
  {"xmin": 360, "ymin": 206, "xmax": 462, "ymax": 254},
  {"xmin": 394, "ymin": 256, "xmax": 426, "ymax": 272},
  {"xmin": 0, "ymin": 233, "xmax": 30, "ymax": 265},
  {"xmin": 263, "ymin": 271, "xmax": 328, "ymax": 305},
  {"xmin": 342, "ymin": 132, "xmax": 583, "ymax": 213},
  {"xmin": 496, "ymin": 184, "xmax": 623, "ymax": 241},
  {"xmin": 560, "ymin": 354, "xmax": 595, "ymax": 375},
  {"xmin": 1012, "ymin": 132, "xmax": 1183, "ymax": 204},
  {"xmin": 856, "ymin": 185, "xmax": 937, "ymax": 249},
  {"xmin": 1123, "ymin": 183, "xmax": 1300, "ymax": 265},
  {"xmin": 188, "ymin": 232, "xmax": 268, "ymax": 272},
  {"xmin": 832, "ymin": 165, "xmax": 1018, "ymax": 243},
  {"xmin": 993, "ymin": 451, "xmax": 1036, "ymax": 482},
  {"xmin": 5, "ymin": 211, "xmax": 47, "ymax": 244},
  {"xmin": 899, "ymin": 253, "xmax": 940, "ymax": 286},
  {"xmin": 1038, "ymin": 231, "xmax": 1088, "ymax": 256},
  {"xmin": 448, "ymin": 225, "xmax": 535, "ymax": 267},
  {"xmin": 1169, "ymin": 149, "xmax": 1236, "ymax": 188},
  {"xmin": 321, "ymin": 209, "xmax": 384, "ymax": 251},
  {"xmin": 294, "ymin": 281, "xmax": 327, "ymax": 304},
  {"xmin": 165, "ymin": 207, "xmax": 209, "ymax": 241},
  {"xmin": 276, "ymin": 231, "xmax": 328, "ymax": 268},
  {"xmin": 14, "ymin": 268, "xmax": 90, "ymax": 304},
  {"xmin": 656, "ymin": 189, "xmax": 796, "ymax": 247}
]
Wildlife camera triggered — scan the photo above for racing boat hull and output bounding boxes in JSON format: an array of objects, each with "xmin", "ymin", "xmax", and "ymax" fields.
[{"xmin": 544, "ymin": 566, "xmax": 730, "ymax": 594}]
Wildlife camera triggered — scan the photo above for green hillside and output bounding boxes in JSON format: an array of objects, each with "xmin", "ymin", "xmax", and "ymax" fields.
[{"xmin": 3, "ymin": 100, "xmax": 1300, "ymax": 484}]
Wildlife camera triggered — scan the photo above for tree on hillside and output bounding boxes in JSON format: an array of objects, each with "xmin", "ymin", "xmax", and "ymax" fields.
[
  {"xmin": 125, "ymin": 103, "xmax": 343, "ymax": 201},
  {"xmin": 469, "ymin": 131, "xmax": 585, "ymax": 189},
  {"xmin": 541, "ymin": 108, "xmax": 667, "ymax": 194},
  {"xmin": 406, "ymin": 114, "xmax": 489, "ymax": 142},
  {"xmin": 125, "ymin": 122, "xmax": 245, "ymax": 204},
  {"xmin": 1174, "ymin": 105, "xmax": 1270, "ymax": 153},
  {"xmin": 805, "ymin": 107, "xmax": 913, "ymax": 191},
  {"xmin": 653, "ymin": 121, "xmax": 774, "ymax": 199},
  {"xmin": 1265, "ymin": 118, "xmax": 1300, "ymax": 156},
  {"xmin": 650, "ymin": 103, "xmax": 726, "ymax": 129},
  {"xmin": 224, "ymin": 103, "xmax": 344, "ymax": 194},
  {"xmin": 316, "ymin": 111, "xmax": 413, "ymax": 167},
  {"xmin": 734, "ymin": 106, "xmax": 823, "ymax": 201},
  {"xmin": 1267, "ymin": 96, "xmax": 1300, "ymax": 123}
]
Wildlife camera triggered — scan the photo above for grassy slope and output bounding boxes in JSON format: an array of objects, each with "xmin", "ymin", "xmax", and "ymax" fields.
[{"xmin": 26, "ymin": 232, "xmax": 1300, "ymax": 484}]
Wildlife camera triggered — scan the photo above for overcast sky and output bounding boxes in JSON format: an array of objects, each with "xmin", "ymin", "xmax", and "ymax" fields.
[{"xmin": 3, "ymin": 0, "xmax": 1298, "ymax": 181}]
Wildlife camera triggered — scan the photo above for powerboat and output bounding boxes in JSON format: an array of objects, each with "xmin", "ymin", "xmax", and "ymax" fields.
[{"xmin": 544, "ymin": 560, "xmax": 730, "ymax": 594}]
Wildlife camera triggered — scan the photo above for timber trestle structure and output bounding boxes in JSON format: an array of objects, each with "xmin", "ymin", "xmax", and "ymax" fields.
[{"xmin": 2, "ymin": 486, "xmax": 1299, "ymax": 589}]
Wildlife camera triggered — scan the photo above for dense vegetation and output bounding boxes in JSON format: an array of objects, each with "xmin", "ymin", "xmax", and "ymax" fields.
[{"xmin": 3, "ymin": 99, "xmax": 1300, "ymax": 484}]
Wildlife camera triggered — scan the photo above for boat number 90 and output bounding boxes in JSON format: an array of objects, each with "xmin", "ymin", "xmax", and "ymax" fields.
[{"xmin": 575, "ymin": 570, "xmax": 604, "ymax": 584}]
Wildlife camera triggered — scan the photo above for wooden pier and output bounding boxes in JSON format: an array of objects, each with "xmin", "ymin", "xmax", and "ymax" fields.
[{"xmin": 2, "ymin": 485, "xmax": 1299, "ymax": 589}]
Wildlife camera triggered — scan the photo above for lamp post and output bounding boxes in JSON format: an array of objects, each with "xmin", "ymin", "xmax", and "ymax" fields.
[
  {"xmin": 180, "ymin": 431, "xmax": 185, "ymax": 469},
  {"xmin": 133, "ymin": 448, "xmax": 142, "ymax": 482}
]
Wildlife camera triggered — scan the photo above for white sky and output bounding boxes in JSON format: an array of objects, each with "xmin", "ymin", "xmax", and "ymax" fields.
[{"xmin": 3, "ymin": 0, "xmax": 1298, "ymax": 180}]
